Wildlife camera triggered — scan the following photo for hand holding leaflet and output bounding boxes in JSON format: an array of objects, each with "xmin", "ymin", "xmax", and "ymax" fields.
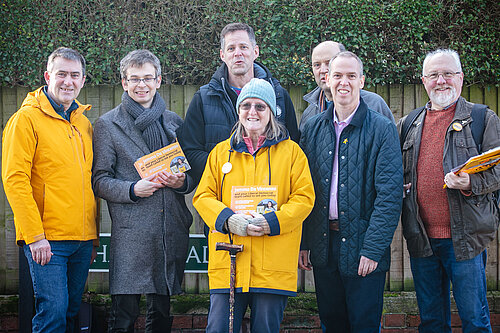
[{"xmin": 443, "ymin": 146, "xmax": 500, "ymax": 188}]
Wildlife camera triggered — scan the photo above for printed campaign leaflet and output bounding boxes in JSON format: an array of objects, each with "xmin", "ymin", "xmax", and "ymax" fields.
[
  {"xmin": 134, "ymin": 140, "xmax": 190, "ymax": 181},
  {"xmin": 230, "ymin": 185, "xmax": 278, "ymax": 214},
  {"xmin": 443, "ymin": 146, "xmax": 500, "ymax": 188}
]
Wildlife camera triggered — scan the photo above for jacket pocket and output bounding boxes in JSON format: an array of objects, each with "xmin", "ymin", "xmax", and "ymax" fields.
[
  {"xmin": 453, "ymin": 137, "xmax": 479, "ymax": 164},
  {"xmin": 463, "ymin": 194, "xmax": 499, "ymax": 235},
  {"xmin": 402, "ymin": 140, "xmax": 415, "ymax": 181},
  {"xmin": 109, "ymin": 202, "xmax": 134, "ymax": 229},
  {"xmin": 207, "ymin": 231, "xmax": 232, "ymax": 270},
  {"xmin": 262, "ymin": 231, "xmax": 299, "ymax": 273}
]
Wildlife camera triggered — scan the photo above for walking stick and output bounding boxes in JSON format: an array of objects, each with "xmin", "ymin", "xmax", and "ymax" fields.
[{"xmin": 216, "ymin": 242, "xmax": 244, "ymax": 333}]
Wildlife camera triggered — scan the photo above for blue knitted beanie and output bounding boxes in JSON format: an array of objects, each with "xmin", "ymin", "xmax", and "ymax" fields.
[{"xmin": 236, "ymin": 78, "xmax": 277, "ymax": 116}]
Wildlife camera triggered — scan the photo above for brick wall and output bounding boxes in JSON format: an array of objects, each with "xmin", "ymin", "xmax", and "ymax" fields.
[
  {"xmin": 2, "ymin": 292, "xmax": 500, "ymax": 332},
  {"xmin": 3, "ymin": 312, "xmax": 500, "ymax": 332}
]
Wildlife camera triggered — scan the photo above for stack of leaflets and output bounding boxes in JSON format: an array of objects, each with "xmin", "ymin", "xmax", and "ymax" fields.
[{"xmin": 451, "ymin": 146, "xmax": 500, "ymax": 175}]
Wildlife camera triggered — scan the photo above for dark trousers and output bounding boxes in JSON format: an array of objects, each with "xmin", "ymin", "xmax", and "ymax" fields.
[
  {"xmin": 108, "ymin": 294, "xmax": 172, "ymax": 333},
  {"xmin": 313, "ymin": 231, "xmax": 385, "ymax": 333}
]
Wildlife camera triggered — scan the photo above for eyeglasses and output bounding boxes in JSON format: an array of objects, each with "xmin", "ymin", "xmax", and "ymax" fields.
[
  {"xmin": 126, "ymin": 77, "xmax": 157, "ymax": 84},
  {"xmin": 240, "ymin": 102, "xmax": 268, "ymax": 112},
  {"xmin": 423, "ymin": 72, "xmax": 461, "ymax": 81}
]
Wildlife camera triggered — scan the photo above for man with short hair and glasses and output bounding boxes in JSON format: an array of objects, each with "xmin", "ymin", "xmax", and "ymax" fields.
[
  {"xmin": 92, "ymin": 49, "xmax": 195, "ymax": 332},
  {"xmin": 398, "ymin": 48, "xmax": 500, "ymax": 332},
  {"xmin": 2, "ymin": 47, "xmax": 98, "ymax": 332}
]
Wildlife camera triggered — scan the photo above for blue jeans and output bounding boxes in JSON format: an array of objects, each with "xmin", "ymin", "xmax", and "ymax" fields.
[
  {"xmin": 410, "ymin": 238, "xmax": 491, "ymax": 333},
  {"xmin": 24, "ymin": 240, "xmax": 93, "ymax": 333},
  {"xmin": 313, "ymin": 230, "xmax": 385, "ymax": 333},
  {"xmin": 206, "ymin": 292, "xmax": 288, "ymax": 333}
]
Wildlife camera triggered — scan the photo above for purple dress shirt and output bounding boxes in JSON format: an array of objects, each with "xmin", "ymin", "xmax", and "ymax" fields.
[{"xmin": 329, "ymin": 105, "xmax": 358, "ymax": 220}]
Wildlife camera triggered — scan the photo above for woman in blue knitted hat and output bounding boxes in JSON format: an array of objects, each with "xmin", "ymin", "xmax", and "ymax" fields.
[{"xmin": 193, "ymin": 78, "xmax": 315, "ymax": 332}]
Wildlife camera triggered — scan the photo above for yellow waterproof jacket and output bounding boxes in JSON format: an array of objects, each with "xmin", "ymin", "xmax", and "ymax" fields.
[
  {"xmin": 193, "ymin": 133, "xmax": 315, "ymax": 296},
  {"xmin": 2, "ymin": 87, "xmax": 97, "ymax": 246}
]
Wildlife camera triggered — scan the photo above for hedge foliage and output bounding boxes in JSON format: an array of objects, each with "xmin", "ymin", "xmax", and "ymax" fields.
[{"xmin": 1, "ymin": 0, "xmax": 499, "ymax": 88}]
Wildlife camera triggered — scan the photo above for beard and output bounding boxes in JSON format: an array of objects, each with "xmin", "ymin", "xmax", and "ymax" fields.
[{"xmin": 429, "ymin": 86, "xmax": 457, "ymax": 109}]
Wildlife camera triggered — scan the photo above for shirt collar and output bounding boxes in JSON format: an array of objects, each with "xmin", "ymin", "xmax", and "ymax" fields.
[
  {"xmin": 243, "ymin": 135, "xmax": 267, "ymax": 155},
  {"xmin": 43, "ymin": 86, "xmax": 79, "ymax": 119},
  {"xmin": 425, "ymin": 99, "xmax": 458, "ymax": 112},
  {"xmin": 333, "ymin": 101, "xmax": 360, "ymax": 125}
]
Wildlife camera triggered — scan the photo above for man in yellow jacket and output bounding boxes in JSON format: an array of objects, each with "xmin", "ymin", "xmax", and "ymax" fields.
[{"xmin": 2, "ymin": 47, "xmax": 98, "ymax": 332}]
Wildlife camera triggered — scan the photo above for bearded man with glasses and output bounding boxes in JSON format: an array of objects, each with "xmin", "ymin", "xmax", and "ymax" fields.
[
  {"xmin": 398, "ymin": 49, "xmax": 500, "ymax": 332},
  {"xmin": 92, "ymin": 49, "xmax": 195, "ymax": 332}
]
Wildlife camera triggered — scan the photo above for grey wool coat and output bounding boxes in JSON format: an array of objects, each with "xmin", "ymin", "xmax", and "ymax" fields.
[{"xmin": 92, "ymin": 104, "xmax": 194, "ymax": 296}]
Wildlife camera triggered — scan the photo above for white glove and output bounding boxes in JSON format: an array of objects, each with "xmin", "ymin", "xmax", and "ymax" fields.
[
  {"xmin": 248, "ymin": 213, "xmax": 271, "ymax": 235},
  {"xmin": 227, "ymin": 214, "xmax": 250, "ymax": 236}
]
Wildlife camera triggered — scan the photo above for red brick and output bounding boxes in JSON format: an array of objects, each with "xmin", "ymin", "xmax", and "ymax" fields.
[
  {"xmin": 384, "ymin": 314, "xmax": 406, "ymax": 328},
  {"xmin": 192, "ymin": 314, "xmax": 207, "ymax": 328},
  {"xmin": 451, "ymin": 327, "xmax": 463, "ymax": 333},
  {"xmin": 451, "ymin": 313, "xmax": 462, "ymax": 327},
  {"xmin": 134, "ymin": 315, "xmax": 145, "ymax": 329},
  {"xmin": 381, "ymin": 329, "xmax": 417, "ymax": 333},
  {"xmin": 407, "ymin": 314, "xmax": 421, "ymax": 327},
  {"xmin": 281, "ymin": 315, "xmax": 320, "ymax": 328},
  {"xmin": 0, "ymin": 316, "xmax": 19, "ymax": 330},
  {"xmin": 172, "ymin": 314, "xmax": 192, "ymax": 328},
  {"xmin": 491, "ymin": 314, "xmax": 500, "ymax": 326}
]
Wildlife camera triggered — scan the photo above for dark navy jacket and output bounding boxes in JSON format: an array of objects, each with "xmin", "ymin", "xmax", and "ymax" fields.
[
  {"xmin": 177, "ymin": 61, "xmax": 299, "ymax": 183},
  {"xmin": 300, "ymin": 98, "xmax": 403, "ymax": 276}
]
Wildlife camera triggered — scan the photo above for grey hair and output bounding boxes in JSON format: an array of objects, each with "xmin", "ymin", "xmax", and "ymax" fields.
[
  {"xmin": 47, "ymin": 47, "xmax": 86, "ymax": 76},
  {"xmin": 220, "ymin": 23, "xmax": 257, "ymax": 50},
  {"xmin": 120, "ymin": 49, "xmax": 161, "ymax": 79},
  {"xmin": 422, "ymin": 49, "xmax": 462, "ymax": 76},
  {"xmin": 328, "ymin": 51, "xmax": 364, "ymax": 76},
  {"xmin": 233, "ymin": 112, "xmax": 287, "ymax": 145}
]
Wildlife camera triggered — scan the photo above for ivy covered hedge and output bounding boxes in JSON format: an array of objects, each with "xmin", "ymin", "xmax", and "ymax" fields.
[{"xmin": 1, "ymin": 0, "xmax": 498, "ymax": 88}]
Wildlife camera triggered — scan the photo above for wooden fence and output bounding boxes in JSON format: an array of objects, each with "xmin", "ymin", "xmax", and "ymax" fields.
[{"xmin": 0, "ymin": 84, "xmax": 499, "ymax": 294}]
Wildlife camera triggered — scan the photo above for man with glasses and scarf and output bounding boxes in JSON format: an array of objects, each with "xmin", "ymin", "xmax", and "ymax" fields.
[{"xmin": 92, "ymin": 49, "xmax": 195, "ymax": 332}]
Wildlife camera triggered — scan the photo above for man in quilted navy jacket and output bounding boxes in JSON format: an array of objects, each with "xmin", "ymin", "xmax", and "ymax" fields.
[{"xmin": 300, "ymin": 51, "xmax": 403, "ymax": 332}]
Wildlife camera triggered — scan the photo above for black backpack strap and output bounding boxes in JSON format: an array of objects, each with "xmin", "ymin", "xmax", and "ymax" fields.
[
  {"xmin": 400, "ymin": 106, "xmax": 425, "ymax": 149},
  {"xmin": 469, "ymin": 103, "xmax": 488, "ymax": 153},
  {"xmin": 468, "ymin": 104, "xmax": 499, "ymax": 206}
]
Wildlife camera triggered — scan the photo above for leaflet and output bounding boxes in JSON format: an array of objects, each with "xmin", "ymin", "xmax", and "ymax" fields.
[
  {"xmin": 230, "ymin": 185, "xmax": 278, "ymax": 215},
  {"xmin": 134, "ymin": 140, "xmax": 191, "ymax": 180},
  {"xmin": 451, "ymin": 146, "xmax": 500, "ymax": 175},
  {"xmin": 444, "ymin": 146, "xmax": 500, "ymax": 188}
]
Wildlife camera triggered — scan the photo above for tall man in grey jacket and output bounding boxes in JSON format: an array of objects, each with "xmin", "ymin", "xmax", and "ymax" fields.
[
  {"xmin": 92, "ymin": 50, "xmax": 194, "ymax": 332},
  {"xmin": 399, "ymin": 49, "xmax": 500, "ymax": 332},
  {"xmin": 299, "ymin": 41, "xmax": 394, "ymax": 133},
  {"xmin": 300, "ymin": 51, "xmax": 402, "ymax": 332}
]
